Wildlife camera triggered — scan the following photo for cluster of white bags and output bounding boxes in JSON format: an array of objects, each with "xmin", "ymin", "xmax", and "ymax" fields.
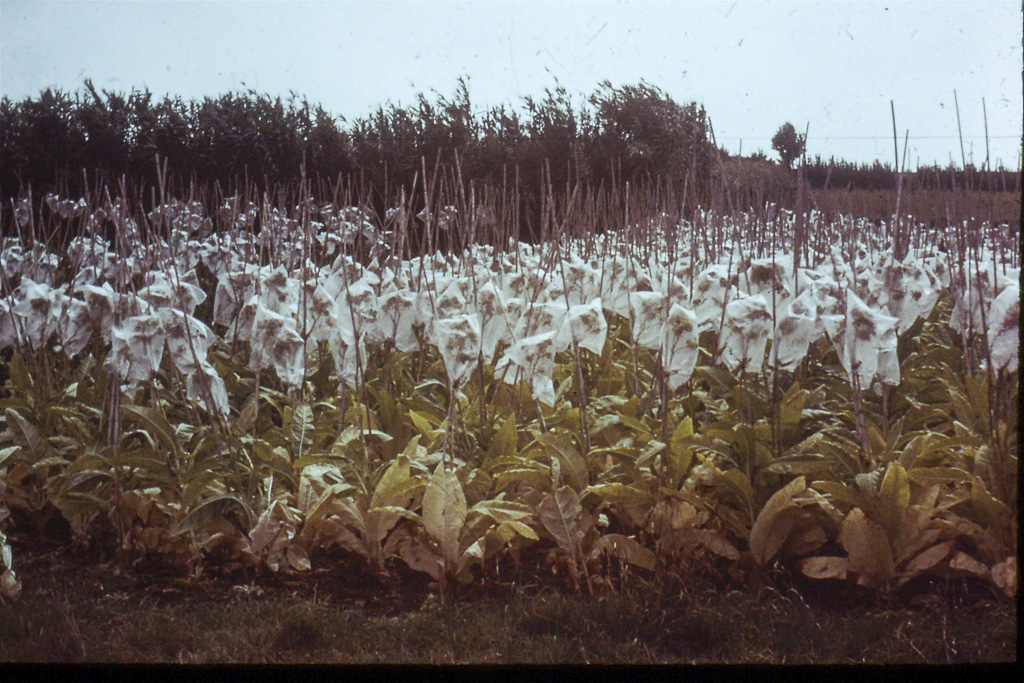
[{"xmin": 1, "ymin": 203, "xmax": 1018, "ymax": 416}]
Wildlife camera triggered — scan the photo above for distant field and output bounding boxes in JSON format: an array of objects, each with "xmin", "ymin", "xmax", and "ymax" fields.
[{"xmin": 810, "ymin": 189, "xmax": 1021, "ymax": 225}]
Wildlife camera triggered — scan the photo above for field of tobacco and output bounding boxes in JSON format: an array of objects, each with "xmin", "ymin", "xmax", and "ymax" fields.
[{"xmin": 0, "ymin": 189, "xmax": 1017, "ymax": 609}]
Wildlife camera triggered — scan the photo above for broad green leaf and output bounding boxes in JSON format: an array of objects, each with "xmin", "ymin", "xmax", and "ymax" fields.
[
  {"xmin": 58, "ymin": 469, "xmax": 114, "ymax": 494},
  {"xmin": 906, "ymin": 466, "xmax": 973, "ymax": 488},
  {"xmin": 493, "ymin": 466, "xmax": 550, "ymax": 492},
  {"xmin": 0, "ymin": 446, "xmax": 18, "ymax": 468},
  {"xmin": 422, "ymin": 462, "xmax": 467, "ymax": 568},
  {"xmin": 468, "ymin": 498, "xmax": 534, "ymax": 524},
  {"xmin": 395, "ymin": 528, "xmax": 444, "ymax": 581},
  {"xmin": 670, "ymin": 416, "xmax": 694, "ymax": 455},
  {"xmin": 488, "ymin": 415, "xmax": 519, "ymax": 459},
  {"xmin": 701, "ymin": 457, "xmax": 755, "ymax": 521},
  {"xmin": 877, "ymin": 462, "xmax": 910, "ymax": 540},
  {"xmin": 172, "ymin": 495, "xmax": 253, "ymax": 537},
  {"xmin": 840, "ymin": 507, "xmax": 895, "ymax": 588},
  {"xmin": 32, "ymin": 455, "xmax": 71, "ymax": 470},
  {"xmin": 590, "ymin": 533, "xmax": 655, "ymax": 571},
  {"xmin": 637, "ymin": 440, "xmax": 665, "ymax": 469},
  {"xmin": 122, "ymin": 405, "xmax": 181, "ymax": 464},
  {"xmin": 538, "ymin": 431, "xmax": 588, "ymax": 491},
  {"xmin": 898, "ymin": 539, "xmax": 955, "ymax": 585},
  {"xmin": 408, "ymin": 410, "xmax": 437, "ymax": 437},
  {"xmin": 365, "ymin": 504, "xmax": 422, "ymax": 524},
  {"xmin": 619, "ymin": 414, "xmax": 650, "ymax": 438},
  {"xmin": 538, "ymin": 485, "xmax": 582, "ymax": 562},
  {"xmin": 370, "ymin": 387, "xmax": 400, "ymax": 437},
  {"xmin": 813, "ymin": 480, "xmax": 873, "ymax": 514},
  {"xmin": 5, "ymin": 408, "xmax": 53, "ymax": 461},
  {"xmin": 749, "ymin": 476, "xmax": 806, "ymax": 564},
  {"xmin": 496, "ymin": 520, "xmax": 538, "ymax": 541},
  {"xmin": 8, "ymin": 352, "xmax": 32, "ymax": 395},
  {"xmin": 583, "ymin": 482, "xmax": 652, "ymax": 510},
  {"xmin": 110, "ymin": 449, "xmax": 175, "ymax": 478},
  {"xmin": 290, "ymin": 402, "xmax": 315, "ymax": 457},
  {"xmin": 234, "ymin": 396, "xmax": 258, "ymax": 433},
  {"xmin": 371, "ymin": 455, "xmax": 412, "ymax": 509},
  {"xmin": 762, "ymin": 452, "xmax": 829, "ymax": 475},
  {"xmin": 779, "ymin": 383, "xmax": 808, "ymax": 443}
]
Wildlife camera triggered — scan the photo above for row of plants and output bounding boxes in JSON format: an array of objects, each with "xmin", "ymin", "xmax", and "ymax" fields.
[{"xmin": 0, "ymin": 185, "xmax": 1017, "ymax": 604}]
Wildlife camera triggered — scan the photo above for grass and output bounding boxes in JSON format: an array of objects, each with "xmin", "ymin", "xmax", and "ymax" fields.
[{"xmin": 0, "ymin": 542, "xmax": 1015, "ymax": 664}]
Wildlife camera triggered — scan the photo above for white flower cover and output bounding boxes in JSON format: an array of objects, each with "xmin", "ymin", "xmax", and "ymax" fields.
[
  {"xmin": 690, "ymin": 264, "xmax": 733, "ymax": 332},
  {"xmin": 844, "ymin": 290, "xmax": 900, "ymax": 390},
  {"xmin": 497, "ymin": 330, "xmax": 558, "ymax": 406},
  {"xmin": 434, "ymin": 313, "xmax": 483, "ymax": 393},
  {"xmin": 661, "ymin": 304, "xmax": 700, "ymax": 390},
  {"xmin": 719, "ymin": 294, "xmax": 773, "ymax": 373},
  {"xmin": 107, "ymin": 313, "xmax": 166, "ymax": 391},
  {"xmin": 2, "ymin": 199, "xmax": 1016, "ymax": 416},
  {"xmin": 555, "ymin": 298, "xmax": 608, "ymax": 356},
  {"xmin": 987, "ymin": 283, "xmax": 1019, "ymax": 374},
  {"xmin": 769, "ymin": 290, "xmax": 819, "ymax": 371},
  {"xmin": 250, "ymin": 303, "xmax": 306, "ymax": 389},
  {"xmin": 628, "ymin": 292, "xmax": 669, "ymax": 351}
]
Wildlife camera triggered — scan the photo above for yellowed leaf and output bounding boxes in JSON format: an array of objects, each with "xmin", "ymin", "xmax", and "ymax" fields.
[
  {"xmin": 781, "ymin": 524, "xmax": 827, "ymax": 557},
  {"xmin": 948, "ymin": 551, "xmax": 989, "ymax": 579},
  {"xmin": 991, "ymin": 557, "xmax": 1016, "ymax": 599},
  {"xmin": 538, "ymin": 485, "xmax": 582, "ymax": 562},
  {"xmin": 286, "ymin": 543, "xmax": 311, "ymax": 572},
  {"xmin": 370, "ymin": 454, "xmax": 412, "ymax": 509},
  {"xmin": 696, "ymin": 529, "xmax": 740, "ymax": 559},
  {"xmin": 799, "ymin": 556, "xmax": 849, "ymax": 580},
  {"xmin": 749, "ymin": 476, "xmax": 806, "ymax": 564},
  {"xmin": 898, "ymin": 539, "xmax": 955, "ymax": 585},
  {"xmin": 840, "ymin": 507, "xmax": 895, "ymax": 588},
  {"xmin": 671, "ymin": 500, "xmax": 700, "ymax": 529},
  {"xmin": 877, "ymin": 462, "xmax": 910, "ymax": 541},
  {"xmin": 590, "ymin": 533, "xmax": 656, "ymax": 571},
  {"xmin": 422, "ymin": 462, "xmax": 467, "ymax": 568}
]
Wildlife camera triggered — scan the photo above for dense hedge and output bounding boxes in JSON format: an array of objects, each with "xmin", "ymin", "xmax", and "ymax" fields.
[
  {"xmin": 1, "ymin": 79, "xmax": 722, "ymax": 237},
  {"xmin": 801, "ymin": 156, "xmax": 1020, "ymax": 193},
  {"xmin": 4, "ymin": 79, "xmax": 1017, "ymax": 241}
]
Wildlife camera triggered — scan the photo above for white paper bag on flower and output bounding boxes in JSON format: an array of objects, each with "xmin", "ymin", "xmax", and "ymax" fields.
[
  {"xmin": 555, "ymin": 298, "xmax": 608, "ymax": 356},
  {"xmin": 719, "ymin": 294, "xmax": 772, "ymax": 373},
  {"xmin": 496, "ymin": 330, "xmax": 558, "ymax": 406},
  {"xmin": 987, "ymin": 283, "xmax": 1019, "ymax": 374},
  {"xmin": 434, "ymin": 313, "xmax": 483, "ymax": 394},
  {"xmin": 629, "ymin": 291, "xmax": 668, "ymax": 350},
  {"xmin": 661, "ymin": 304, "xmax": 699, "ymax": 391}
]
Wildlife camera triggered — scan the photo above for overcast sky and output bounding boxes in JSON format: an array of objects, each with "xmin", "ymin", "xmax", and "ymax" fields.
[{"xmin": 2, "ymin": 0, "xmax": 1021, "ymax": 168}]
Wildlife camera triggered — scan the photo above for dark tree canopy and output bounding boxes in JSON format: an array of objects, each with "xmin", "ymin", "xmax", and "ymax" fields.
[
  {"xmin": 771, "ymin": 122, "xmax": 806, "ymax": 170},
  {"xmin": 1, "ymin": 79, "xmax": 722, "ymax": 240}
]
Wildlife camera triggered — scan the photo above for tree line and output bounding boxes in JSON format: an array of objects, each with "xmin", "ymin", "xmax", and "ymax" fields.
[
  {"xmin": 3, "ymin": 80, "xmax": 1017, "ymax": 242},
  {"xmin": 799, "ymin": 156, "xmax": 1021, "ymax": 193},
  {"xmin": 1, "ymin": 79, "xmax": 720, "ymax": 240}
]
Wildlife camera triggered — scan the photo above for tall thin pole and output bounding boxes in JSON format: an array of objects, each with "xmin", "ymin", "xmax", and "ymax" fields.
[
  {"xmin": 982, "ymin": 97, "xmax": 991, "ymax": 173},
  {"xmin": 954, "ymin": 90, "xmax": 966, "ymax": 168},
  {"xmin": 890, "ymin": 101, "xmax": 900, "ymax": 171}
]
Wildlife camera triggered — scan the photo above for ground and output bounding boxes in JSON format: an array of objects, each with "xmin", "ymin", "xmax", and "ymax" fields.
[{"xmin": 0, "ymin": 533, "xmax": 1016, "ymax": 664}]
